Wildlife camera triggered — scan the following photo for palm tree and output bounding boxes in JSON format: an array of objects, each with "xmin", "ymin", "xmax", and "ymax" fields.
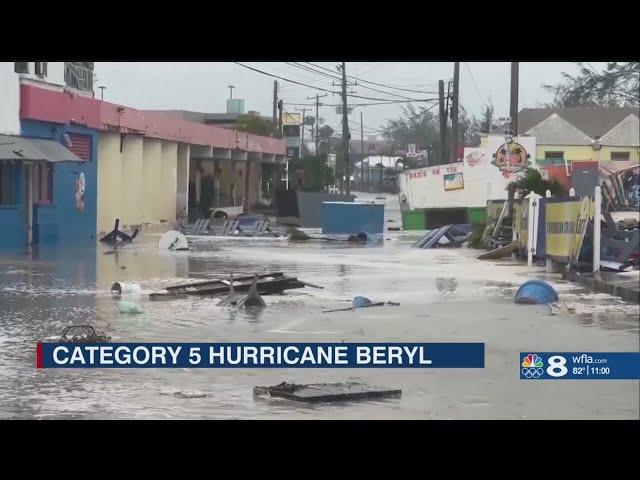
[{"xmin": 508, "ymin": 168, "xmax": 567, "ymax": 198}]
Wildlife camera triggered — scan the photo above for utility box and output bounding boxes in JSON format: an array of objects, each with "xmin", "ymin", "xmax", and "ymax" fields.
[{"xmin": 322, "ymin": 202, "xmax": 384, "ymax": 235}]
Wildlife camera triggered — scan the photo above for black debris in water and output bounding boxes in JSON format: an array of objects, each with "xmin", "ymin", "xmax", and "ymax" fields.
[
  {"xmin": 57, "ymin": 325, "xmax": 111, "ymax": 343},
  {"xmin": 253, "ymin": 382, "xmax": 402, "ymax": 403}
]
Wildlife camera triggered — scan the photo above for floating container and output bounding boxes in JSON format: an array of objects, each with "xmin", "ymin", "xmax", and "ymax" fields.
[
  {"xmin": 322, "ymin": 202, "xmax": 384, "ymax": 235},
  {"xmin": 111, "ymin": 282, "xmax": 142, "ymax": 296},
  {"xmin": 515, "ymin": 280, "xmax": 558, "ymax": 304}
]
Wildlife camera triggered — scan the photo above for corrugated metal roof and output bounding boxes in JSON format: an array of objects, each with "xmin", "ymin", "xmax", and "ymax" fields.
[{"xmin": 0, "ymin": 134, "xmax": 83, "ymax": 163}]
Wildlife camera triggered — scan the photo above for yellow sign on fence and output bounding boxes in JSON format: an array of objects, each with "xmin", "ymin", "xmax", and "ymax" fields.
[{"xmin": 545, "ymin": 198, "xmax": 593, "ymax": 262}]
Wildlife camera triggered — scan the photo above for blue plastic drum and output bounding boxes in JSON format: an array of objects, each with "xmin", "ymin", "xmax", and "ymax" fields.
[{"xmin": 515, "ymin": 280, "xmax": 559, "ymax": 304}]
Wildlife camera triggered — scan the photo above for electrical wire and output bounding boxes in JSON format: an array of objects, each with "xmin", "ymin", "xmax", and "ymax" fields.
[{"xmin": 304, "ymin": 62, "xmax": 439, "ymax": 94}]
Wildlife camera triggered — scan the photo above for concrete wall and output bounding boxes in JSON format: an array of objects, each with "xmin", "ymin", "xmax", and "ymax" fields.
[
  {"xmin": 122, "ymin": 135, "xmax": 144, "ymax": 227},
  {"xmin": 0, "ymin": 63, "xmax": 21, "ymax": 135},
  {"xmin": 176, "ymin": 144, "xmax": 190, "ymax": 218},
  {"xmin": 96, "ymin": 133, "xmax": 181, "ymax": 234},
  {"xmin": 97, "ymin": 132, "xmax": 122, "ymax": 233}
]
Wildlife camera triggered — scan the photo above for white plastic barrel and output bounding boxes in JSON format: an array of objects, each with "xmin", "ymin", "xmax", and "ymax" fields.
[{"xmin": 111, "ymin": 282, "xmax": 142, "ymax": 296}]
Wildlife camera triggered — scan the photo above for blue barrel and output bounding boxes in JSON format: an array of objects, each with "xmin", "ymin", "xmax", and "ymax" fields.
[{"xmin": 515, "ymin": 280, "xmax": 558, "ymax": 304}]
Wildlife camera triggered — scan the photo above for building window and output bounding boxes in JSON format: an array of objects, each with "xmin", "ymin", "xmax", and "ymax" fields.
[
  {"xmin": 33, "ymin": 163, "xmax": 53, "ymax": 205},
  {"xmin": 611, "ymin": 151, "xmax": 630, "ymax": 161},
  {"xmin": 14, "ymin": 62, "xmax": 29, "ymax": 74},
  {"xmin": 34, "ymin": 62, "xmax": 48, "ymax": 77},
  {"xmin": 66, "ymin": 133, "xmax": 92, "ymax": 161},
  {"xmin": 0, "ymin": 162, "xmax": 14, "ymax": 205},
  {"xmin": 545, "ymin": 151, "xmax": 565, "ymax": 159}
]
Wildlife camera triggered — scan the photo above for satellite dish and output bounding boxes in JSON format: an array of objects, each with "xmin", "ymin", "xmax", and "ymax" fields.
[{"xmin": 158, "ymin": 230, "xmax": 189, "ymax": 251}]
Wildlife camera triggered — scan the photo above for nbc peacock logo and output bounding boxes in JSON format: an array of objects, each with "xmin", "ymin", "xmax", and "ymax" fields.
[{"xmin": 521, "ymin": 353, "xmax": 544, "ymax": 379}]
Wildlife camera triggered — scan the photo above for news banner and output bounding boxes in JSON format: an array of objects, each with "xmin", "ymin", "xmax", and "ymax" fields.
[{"xmin": 34, "ymin": 342, "xmax": 640, "ymax": 379}]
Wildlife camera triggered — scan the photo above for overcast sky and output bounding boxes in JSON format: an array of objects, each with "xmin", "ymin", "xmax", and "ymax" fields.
[{"xmin": 94, "ymin": 62, "xmax": 607, "ymax": 137}]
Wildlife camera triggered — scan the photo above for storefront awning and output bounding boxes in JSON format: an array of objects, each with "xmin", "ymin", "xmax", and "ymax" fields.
[{"xmin": 0, "ymin": 134, "xmax": 83, "ymax": 163}]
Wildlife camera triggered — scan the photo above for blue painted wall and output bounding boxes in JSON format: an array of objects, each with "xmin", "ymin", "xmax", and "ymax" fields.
[
  {"xmin": 0, "ymin": 162, "xmax": 26, "ymax": 250},
  {"xmin": 20, "ymin": 120, "xmax": 98, "ymax": 246}
]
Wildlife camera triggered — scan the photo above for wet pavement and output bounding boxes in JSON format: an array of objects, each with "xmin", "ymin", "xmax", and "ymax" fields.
[{"xmin": 0, "ymin": 193, "xmax": 638, "ymax": 419}]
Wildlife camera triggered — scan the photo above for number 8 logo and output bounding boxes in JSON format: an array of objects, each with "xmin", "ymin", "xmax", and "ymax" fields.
[{"xmin": 546, "ymin": 355, "xmax": 568, "ymax": 377}]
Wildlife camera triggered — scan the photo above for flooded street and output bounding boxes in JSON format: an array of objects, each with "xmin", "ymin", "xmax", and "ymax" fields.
[{"xmin": 1, "ymin": 194, "xmax": 638, "ymax": 419}]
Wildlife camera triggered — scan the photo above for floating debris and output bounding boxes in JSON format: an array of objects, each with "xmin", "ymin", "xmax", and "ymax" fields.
[
  {"xmin": 413, "ymin": 224, "xmax": 472, "ymax": 249},
  {"xmin": 58, "ymin": 325, "xmax": 111, "ymax": 343},
  {"xmin": 253, "ymin": 382, "xmax": 402, "ymax": 403},
  {"xmin": 323, "ymin": 296, "xmax": 400, "ymax": 313},
  {"xmin": 100, "ymin": 218, "xmax": 139, "ymax": 245},
  {"xmin": 118, "ymin": 300, "xmax": 144, "ymax": 314},
  {"xmin": 158, "ymin": 230, "xmax": 189, "ymax": 251},
  {"xmin": 150, "ymin": 272, "xmax": 309, "ymax": 300},
  {"xmin": 111, "ymin": 282, "xmax": 141, "ymax": 296},
  {"xmin": 477, "ymin": 242, "xmax": 518, "ymax": 260},
  {"xmin": 515, "ymin": 280, "xmax": 558, "ymax": 304},
  {"xmin": 235, "ymin": 275, "xmax": 267, "ymax": 308}
]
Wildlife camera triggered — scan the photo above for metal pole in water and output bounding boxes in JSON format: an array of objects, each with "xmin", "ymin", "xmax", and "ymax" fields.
[
  {"xmin": 526, "ymin": 192, "xmax": 535, "ymax": 267},
  {"xmin": 545, "ymin": 190, "xmax": 552, "ymax": 272},
  {"xmin": 593, "ymin": 186, "xmax": 601, "ymax": 273}
]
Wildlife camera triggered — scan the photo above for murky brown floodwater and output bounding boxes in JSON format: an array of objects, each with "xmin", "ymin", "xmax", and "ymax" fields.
[{"xmin": 0, "ymin": 194, "xmax": 638, "ymax": 419}]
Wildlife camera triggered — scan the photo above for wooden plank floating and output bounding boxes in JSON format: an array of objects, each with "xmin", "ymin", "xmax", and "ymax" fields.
[
  {"xmin": 149, "ymin": 272, "xmax": 308, "ymax": 300},
  {"xmin": 253, "ymin": 382, "xmax": 402, "ymax": 404}
]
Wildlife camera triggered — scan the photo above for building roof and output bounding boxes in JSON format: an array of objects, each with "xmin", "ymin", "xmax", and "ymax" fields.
[
  {"xmin": 0, "ymin": 134, "xmax": 83, "ymax": 163},
  {"xmin": 151, "ymin": 110, "xmax": 271, "ymax": 124},
  {"xmin": 519, "ymin": 107, "xmax": 639, "ymax": 139},
  {"xmin": 19, "ymin": 85, "xmax": 286, "ymax": 156}
]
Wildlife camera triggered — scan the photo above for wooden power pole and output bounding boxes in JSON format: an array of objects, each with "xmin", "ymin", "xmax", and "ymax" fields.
[
  {"xmin": 340, "ymin": 62, "xmax": 351, "ymax": 195},
  {"xmin": 451, "ymin": 62, "xmax": 460, "ymax": 163},
  {"xmin": 438, "ymin": 80, "xmax": 447, "ymax": 165},
  {"xmin": 510, "ymin": 62, "xmax": 519, "ymax": 135}
]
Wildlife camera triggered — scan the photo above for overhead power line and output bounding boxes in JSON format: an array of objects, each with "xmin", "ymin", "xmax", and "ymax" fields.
[
  {"xmin": 304, "ymin": 62, "xmax": 439, "ymax": 94},
  {"xmin": 234, "ymin": 62, "xmax": 437, "ymax": 103}
]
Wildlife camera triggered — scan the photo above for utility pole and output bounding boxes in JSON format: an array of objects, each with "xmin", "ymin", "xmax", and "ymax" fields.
[
  {"xmin": 360, "ymin": 110, "xmax": 364, "ymax": 191},
  {"xmin": 451, "ymin": 62, "xmax": 460, "ymax": 163},
  {"xmin": 307, "ymin": 93, "xmax": 327, "ymax": 156},
  {"xmin": 295, "ymin": 107, "xmax": 308, "ymax": 155},
  {"xmin": 340, "ymin": 62, "xmax": 351, "ymax": 195},
  {"xmin": 438, "ymin": 80, "xmax": 447, "ymax": 165},
  {"xmin": 272, "ymin": 80, "xmax": 278, "ymax": 137},
  {"xmin": 277, "ymin": 100, "xmax": 283, "ymax": 137},
  {"xmin": 510, "ymin": 62, "xmax": 519, "ymax": 135},
  {"xmin": 227, "ymin": 85, "xmax": 235, "ymax": 100}
]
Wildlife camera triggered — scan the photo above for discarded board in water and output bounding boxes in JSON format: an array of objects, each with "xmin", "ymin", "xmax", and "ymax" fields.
[
  {"xmin": 477, "ymin": 242, "xmax": 518, "ymax": 260},
  {"xmin": 253, "ymin": 382, "xmax": 402, "ymax": 404},
  {"xmin": 150, "ymin": 272, "xmax": 307, "ymax": 300}
]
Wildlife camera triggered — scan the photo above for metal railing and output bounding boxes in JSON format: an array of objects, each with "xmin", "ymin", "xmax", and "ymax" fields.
[{"xmin": 64, "ymin": 62, "xmax": 94, "ymax": 92}]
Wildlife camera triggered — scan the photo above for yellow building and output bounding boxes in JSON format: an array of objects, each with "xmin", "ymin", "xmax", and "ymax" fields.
[{"xmin": 518, "ymin": 107, "xmax": 639, "ymax": 163}]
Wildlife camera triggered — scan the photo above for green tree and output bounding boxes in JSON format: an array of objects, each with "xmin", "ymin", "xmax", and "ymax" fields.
[
  {"xmin": 235, "ymin": 114, "xmax": 274, "ymax": 136},
  {"xmin": 508, "ymin": 168, "xmax": 567, "ymax": 198},
  {"xmin": 382, "ymin": 103, "xmax": 481, "ymax": 162},
  {"xmin": 542, "ymin": 62, "xmax": 640, "ymax": 108},
  {"xmin": 289, "ymin": 156, "xmax": 334, "ymax": 192}
]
